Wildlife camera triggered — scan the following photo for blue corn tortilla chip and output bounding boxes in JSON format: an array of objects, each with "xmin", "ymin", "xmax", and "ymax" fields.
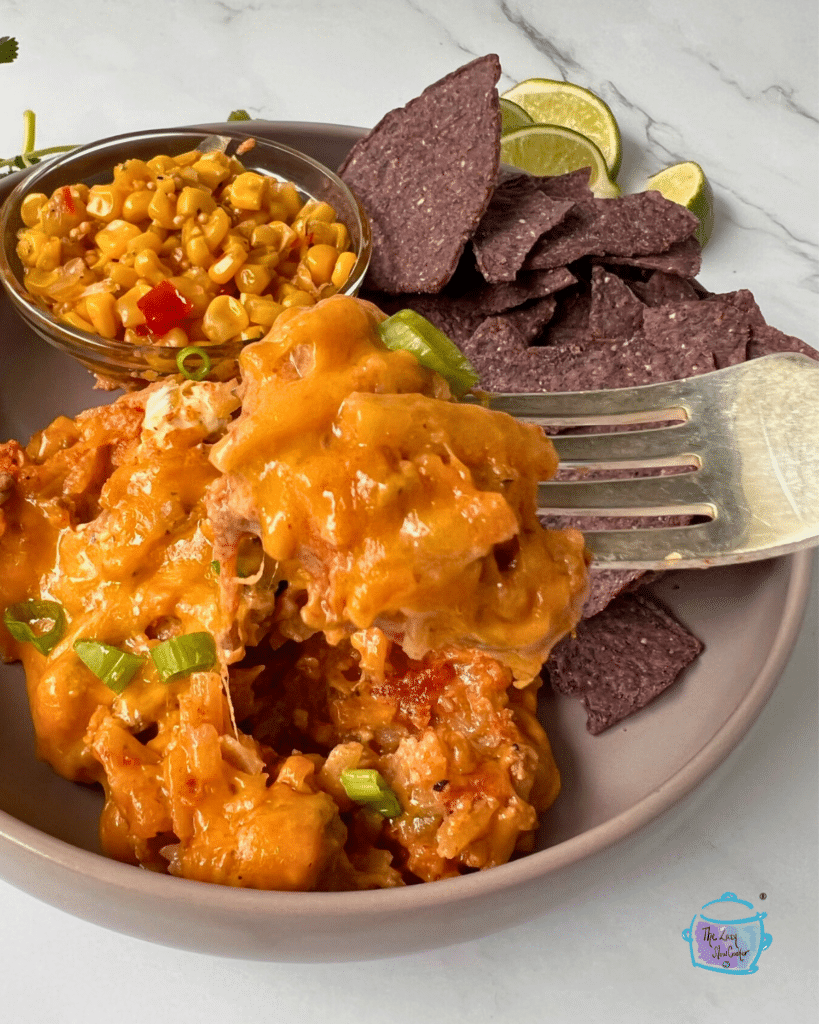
[
  {"xmin": 588, "ymin": 266, "xmax": 645, "ymax": 339},
  {"xmin": 523, "ymin": 192, "xmax": 699, "ymax": 271},
  {"xmin": 639, "ymin": 270, "xmax": 701, "ymax": 306},
  {"xmin": 748, "ymin": 324, "xmax": 819, "ymax": 361},
  {"xmin": 339, "ymin": 54, "xmax": 501, "ymax": 294},
  {"xmin": 598, "ymin": 235, "xmax": 702, "ymax": 278},
  {"xmin": 472, "ymin": 176, "xmax": 574, "ymax": 283},
  {"xmin": 360, "ymin": 267, "xmax": 574, "ymax": 349},
  {"xmin": 460, "ymin": 315, "xmax": 715, "ymax": 393},
  {"xmin": 546, "ymin": 592, "xmax": 703, "ymax": 734},
  {"xmin": 642, "ymin": 300, "xmax": 749, "ymax": 368},
  {"xmin": 503, "ymin": 295, "xmax": 561, "ymax": 343},
  {"xmin": 472, "ymin": 267, "xmax": 576, "ymax": 314}
]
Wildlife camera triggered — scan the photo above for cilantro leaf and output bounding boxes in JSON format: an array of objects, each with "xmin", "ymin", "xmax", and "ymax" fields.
[{"xmin": 0, "ymin": 36, "xmax": 18, "ymax": 64}]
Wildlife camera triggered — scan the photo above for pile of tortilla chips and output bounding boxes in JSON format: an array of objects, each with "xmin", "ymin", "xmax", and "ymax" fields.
[{"xmin": 340, "ymin": 54, "xmax": 817, "ymax": 734}]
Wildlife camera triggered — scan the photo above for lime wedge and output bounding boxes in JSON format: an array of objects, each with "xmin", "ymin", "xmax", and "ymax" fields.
[
  {"xmin": 501, "ymin": 78, "xmax": 622, "ymax": 178},
  {"xmin": 500, "ymin": 124, "xmax": 620, "ymax": 198},
  {"xmin": 645, "ymin": 161, "xmax": 714, "ymax": 246},
  {"xmin": 499, "ymin": 97, "xmax": 534, "ymax": 135}
]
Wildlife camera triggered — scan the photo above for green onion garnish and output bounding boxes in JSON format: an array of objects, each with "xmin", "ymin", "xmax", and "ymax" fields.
[
  {"xmin": 176, "ymin": 345, "xmax": 212, "ymax": 381},
  {"xmin": 150, "ymin": 631, "xmax": 217, "ymax": 684},
  {"xmin": 210, "ymin": 559, "xmax": 221, "ymax": 576},
  {"xmin": 377, "ymin": 309, "xmax": 480, "ymax": 398},
  {"xmin": 340, "ymin": 768, "xmax": 403, "ymax": 819},
  {"xmin": 3, "ymin": 599, "xmax": 66, "ymax": 655},
  {"xmin": 73, "ymin": 639, "xmax": 145, "ymax": 694}
]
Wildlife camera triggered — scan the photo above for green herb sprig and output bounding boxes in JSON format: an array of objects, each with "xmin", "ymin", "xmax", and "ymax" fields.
[{"xmin": 1, "ymin": 40, "xmax": 78, "ymax": 174}]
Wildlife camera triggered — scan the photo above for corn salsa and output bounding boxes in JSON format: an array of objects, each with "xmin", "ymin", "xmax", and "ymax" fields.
[{"xmin": 15, "ymin": 145, "xmax": 357, "ymax": 348}]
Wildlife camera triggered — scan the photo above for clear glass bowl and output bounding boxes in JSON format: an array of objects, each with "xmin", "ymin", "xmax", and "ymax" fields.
[{"xmin": 0, "ymin": 128, "xmax": 372, "ymax": 387}]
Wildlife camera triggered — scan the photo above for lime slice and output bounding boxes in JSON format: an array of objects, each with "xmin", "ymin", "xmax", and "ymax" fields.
[
  {"xmin": 499, "ymin": 97, "xmax": 534, "ymax": 135},
  {"xmin": 645, "ymin": 161, "xmax": 714, "ymax": 246},
  {"xmin": 502, "ymin": 78, "xmax": 622, "ymax": 178},
  {"xmin": 500, "ymin": 124, "xmax": 621, "ymax": 198}
]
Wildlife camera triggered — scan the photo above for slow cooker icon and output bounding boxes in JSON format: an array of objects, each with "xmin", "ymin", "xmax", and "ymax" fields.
[{"xmin": 682, "ymin": 892, "xmax": 773, "ymax": 974}]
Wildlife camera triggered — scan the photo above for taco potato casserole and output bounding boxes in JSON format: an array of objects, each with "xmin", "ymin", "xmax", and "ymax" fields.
[{"xmin": 0, "ymin": 295, "xmax": 588, "ymax": 890}]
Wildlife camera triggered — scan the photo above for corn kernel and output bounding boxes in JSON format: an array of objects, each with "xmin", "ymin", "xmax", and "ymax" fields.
[
  {"xmin": 37, "ymin": 237, "xmax": 64, "ymax": 272},
  {"xmin": 331, "ymin": 251, "xmax": 357, "ymax": 289},
  {"xmin": 202, "ymin": 207, "xmax": 230, "ymax": 251},
  {"xmin": 247, "ymin": 248, "xmax": 280, "ymax": 271},
  {"xmin": 238, "ymin": 325, "xmax": 266, "ymax": 342},
  {"xmin": 265, "ymin": 201, "xmax": 289, "ymax": 223},
  {"xmin": 173, "ymin": 149, "xmax": 202, "ymax": 168},
  {"xmin": 16, "ymin": 230, "xmax": 44, "ymax": 267},
  {"xmin": 176, "ymin": 185, "xmax": 216, "ymax": 219},
  {"xmin": 235, "ymin": 263, "xmax": 272, "ymax": 295},
  {"xmin": 39, "ymin": 188, "xmax": 87, "ymax": 236},
  {"xmin": 134, "ymin": 249, "xmax": 171, "ymax": 285},
  {"xmin": 169, "ymin": 274, "xmax": 214, "ymax": 315},
  {"xmin": 117, "ymin": 159, "xmax": 152, "ymax": 187},
  {"xmin": 60, "ymin": 310, "xmax": 95, "ymax": 333},
  {"xmin": 202, "ymin": 294, "xmax": 249, "ymax": 343},
  {"xmin": 156, "ymin": 327, "xmax": 190, "ymax": 347},
  {"xmin": 208, "ymin": 246, "xmax": 246, "ymax": 285},
  {"xmin": 115, "ymin": 282, "xmax": 152, "ymax": 328},
  {"xmin": 20, "ymin": 193, "xmax": 48, "ymax": 228},
  {"xmin": 95, "ymin": 220, "xmax": 142, "ymax": 260},
  {"xmin": 281, "ymin": 289, "xmax": 315, "ymax": 309},
  {"xmin": 278, "ymin": 182, "xmax": 303, "ymax": 220},
  {"xmin": 251, "ymin": 221, "xmax": 297, "ymax": 253},
  {"xmin": 305, "ymin": 244, "xmax": 339, "ymax": 286},
  {"xmin": 147, "ymin": 189, "xmax": 177, "ymax": 230},
  {"xmin": 192, "ymin": 154, "xmax": 231, "ymax": 190},
  {"xmin": 228, "ymin": 172, "xmax": 267, "ymax": 211},
  {"xmin": 86, "ymin": 184, "xmax": 124, "ymax": 223},
  {"xmin": 106, "ymin": 263, "xmax": 139, "ymax": 291},
  {"xmin": 147, "ymin": 155, "xmax": 175, "ymax": 175},
  {"xmin": 125, "ymin": 230, "xmax": 164, "ymax": 256},
  {"xmin": 300, "ymin": 200, "xmax": 336, "ymax": 224},
  {"xmin": 122, "ymin": 189, "xmax": 153, "ymax": 223},
  {"xmin": 331, "ymin": 223, "xmax": 350, "ymax": 251},
  {"xmin": 185, "ymin": 232, "xmax": 213, "ymax": 270},
  {"xmin": 233, "ymin": 211, "xmax": 269, "ymax": 239},
  {"xmin": 242, "ymin": 295, "xmax": 284, "ymax": 327},
  {"xmin": 84, "ymin": 291, "xmax": 118, "ymax": 338},
  {"xmin": 301, "ymin": 221, "xmax": 338, "ymax": 246}
]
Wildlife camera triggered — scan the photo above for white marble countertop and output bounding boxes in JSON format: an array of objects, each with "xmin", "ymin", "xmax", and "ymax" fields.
[{"xmin": 0, "ymin": 1, "xmax": 816, "ymax": 1020}]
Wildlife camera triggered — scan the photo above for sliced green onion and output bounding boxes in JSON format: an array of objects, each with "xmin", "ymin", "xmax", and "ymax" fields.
[
  {"xmin": 73, "ymin": 639, "xmax": 145, "ymax": 694},
  {"xmin": 150, "ymin": 631, "xmax": 216, "ymax": 684},
  {"xmin": 3, "ymin": 600, "xmax": 66, "ymax": 655},
  {"xmin": 210, "ymin": 559, "xmax": 221, "ymax": 576},
  {"xmin": 377, "ymin": 309, "xmax": 480, "ymax": 398},
  {"xmin": 340, "ymin": 768, "xmax": 403, "ymax": 819},
  {"xmin": 176, "ymin": 345, "xmax": 212, "ymax": 381}
]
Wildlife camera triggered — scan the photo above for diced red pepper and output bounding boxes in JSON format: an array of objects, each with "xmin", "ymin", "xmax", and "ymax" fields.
[
  {"xmin": 135, "ymin": 280, "xmax": 194, "ymax": 338},
  {"xmin": 61, "ymin": 186, "xmax": 75, "ymax": 214}
]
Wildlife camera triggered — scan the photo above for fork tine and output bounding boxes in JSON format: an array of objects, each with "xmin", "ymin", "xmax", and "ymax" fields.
[
  {"xmin": 523, "ymin": 354, "xmax": 819, "ymax": 568},
  {"xmin": 550, "ymin": 422, "xmax": 700, "ymax": 468},
  {"xmin": 579, "ymin": 520, "xmax": 744, "ymax": 569},
  {"xmin": 488, "ymin": 373, "xmax": 699, "ymax": 426},
  {"xmin": 537, "ymin": 472, "xmax": 715, "ymax": 516}
]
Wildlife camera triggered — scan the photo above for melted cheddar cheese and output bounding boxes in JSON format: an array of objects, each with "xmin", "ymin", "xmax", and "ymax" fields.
[{"xmin": 0, "ymin": 295, "xmax": 588, "ymax": 890}]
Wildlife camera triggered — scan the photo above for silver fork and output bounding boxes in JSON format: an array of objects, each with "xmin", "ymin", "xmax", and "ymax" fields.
[{"xmin": 488, "ymin": 353, "xmax": 819, "ymax": 569}]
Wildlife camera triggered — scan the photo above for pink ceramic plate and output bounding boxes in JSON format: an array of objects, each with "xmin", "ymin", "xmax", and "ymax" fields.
[{"xmin": 0, "ymin": 122, "xmax": 812, "ymax": 961}]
